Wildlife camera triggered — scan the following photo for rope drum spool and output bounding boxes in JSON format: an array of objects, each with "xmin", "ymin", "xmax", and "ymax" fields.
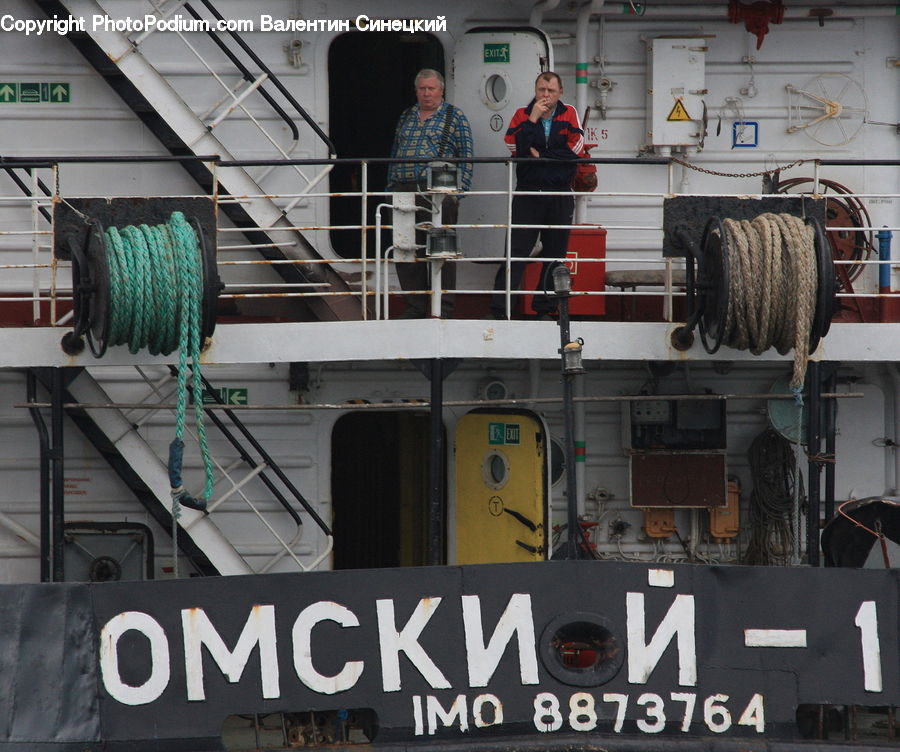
[
  {"xmin": 65, "ymin": 211, "xmax": 220, "ymax": 358},
  {"xmin": 676, "ymin": 211, "xmax": 836, "ymax": 389},
  {"xmin": 63, "ymin": 209, "xmax": 223, "ymax": 513}
]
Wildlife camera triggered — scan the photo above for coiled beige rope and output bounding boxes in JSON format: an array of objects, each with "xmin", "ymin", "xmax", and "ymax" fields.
[{"xmin": 718, "ymin": 213, "xmax": 817, "ymax": 389}]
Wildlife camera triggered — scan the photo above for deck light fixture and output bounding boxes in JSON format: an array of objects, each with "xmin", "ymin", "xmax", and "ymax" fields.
[
  {"xmin": 425, "ymin": 228, "xmax": 459, "ymax": 258},
  {"xmin": 552, "ymin": 264, "xmax": 572, "ymax": 295},
  {"xmin": 562, "ymin": 339, "xmax": 586, "ymax": 375},
  {"xmin": 426, "ymin": 161, "xmax": 460, "ymax": 192}
]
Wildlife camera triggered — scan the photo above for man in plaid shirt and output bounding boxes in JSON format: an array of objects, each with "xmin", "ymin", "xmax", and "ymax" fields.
[{"xmin": 387, "ymin": 69, "xmax": 473, "ymax": 317}]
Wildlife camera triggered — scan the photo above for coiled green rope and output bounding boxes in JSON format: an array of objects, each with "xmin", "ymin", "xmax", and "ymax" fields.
[{"xmin": 104, "ymin": 212, "xmax": 213, "ymax": 517}]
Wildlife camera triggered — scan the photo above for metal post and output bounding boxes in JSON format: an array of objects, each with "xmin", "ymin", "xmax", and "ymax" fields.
[
  {"xmin": 824, "ymin": 367, "xmax": 837, "ymax": 524},
  {"xmin": 428, "ymin": 359, "xmax": 444, "ymax": 565},
  {"xmin": 50, "ymin": 368, "xmax": 65, "ymax": 582},
  {"xmin": 27, "ymin": 370, "xmax": 51, "ymax": 583},
  {"xmin": 806, "ymin": 361, "xmax": 821, "ymax": 567},
  {"xmin": 552, "ymin": 266, "xmax": 585, "ymax": 560},
  {"xmin": 430, "ymin": 260, "xmax": 443, "ymax": 318}
]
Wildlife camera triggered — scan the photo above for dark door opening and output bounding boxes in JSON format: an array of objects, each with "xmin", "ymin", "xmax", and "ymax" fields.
[
  {"xmin": 331, "ymin": 412, "xmax": 442, "ymax": 569},
  {"xmin": 327, "ymin": 32, "xmax": 444, "ymax": 259}
]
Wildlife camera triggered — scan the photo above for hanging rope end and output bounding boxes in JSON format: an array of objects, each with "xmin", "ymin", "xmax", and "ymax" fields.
[
  {"xmin": 171, "ymin": 486, "xmax": 208, "ymax": 513},
  {"xmin": 168, "ymin": 438, "xmax": 208, "ymax": 512}
]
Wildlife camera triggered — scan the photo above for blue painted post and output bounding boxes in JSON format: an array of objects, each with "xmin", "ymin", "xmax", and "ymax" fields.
[{"xmin": 877, "ymin": 227, "xmax": 894, "ymax": 321}]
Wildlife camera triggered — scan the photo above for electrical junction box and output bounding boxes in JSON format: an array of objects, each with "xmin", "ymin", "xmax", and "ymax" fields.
[
  {"xmin": 645, "ymin": 37, "xmax": 709, "ymax": 151},
  {"xmin": 642, "ymin": 507, "xmax": 677, "ymax": 538},
  {"xmin": 709, "ymin": 479, "xmax": 741, "ymax": 539},
  {"xmin": 631, "ymin": 399, "xmax": 672, "ymax": 425}
]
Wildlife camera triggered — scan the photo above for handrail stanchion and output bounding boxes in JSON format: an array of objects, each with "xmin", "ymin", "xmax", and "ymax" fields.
[
  {"xmin": 360, "ymin": 161, "xmax": 368, "ymax": 320},
  {"xmin": 30, "ymin": 169, "xmax": 40, "ymax": 323},
  {"xmin": 505, "ymin": 160, "xmax": 515, "ymax": 319},
  {"xmin": 374, "ymin": 203, "xmax": 393, "ymax": 321}
]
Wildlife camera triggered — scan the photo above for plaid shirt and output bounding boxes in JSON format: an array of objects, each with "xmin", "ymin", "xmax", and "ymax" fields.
[{"xmin": 387, "ymin": 101, "xmax": 473, "ymax": 191}]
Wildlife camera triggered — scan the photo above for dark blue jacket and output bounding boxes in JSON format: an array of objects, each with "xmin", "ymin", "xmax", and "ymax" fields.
[{"xmin": 505, "ymin": 99, "xmax": 584, "ymax": 190}]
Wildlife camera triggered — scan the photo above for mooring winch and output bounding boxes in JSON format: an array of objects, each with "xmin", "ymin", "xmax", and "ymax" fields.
[
  {"xmin": 665, "ymin": 196, "xmax": 837, "ymax": 388},
  {"xmin": 53, "ymin": 197, "xmax": 224, "ymax": 515},
  {"xmin": 54, "ymin": 197, "xmax": 221, "ymax": 358}
]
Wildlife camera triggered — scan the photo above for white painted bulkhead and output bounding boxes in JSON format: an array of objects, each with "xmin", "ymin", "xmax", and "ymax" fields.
[
  {"xmin": 0, "ymin": 356, "xmax": 891, "ymax": 579},
  {"xmin": 0, "ymin": 0, "xmax": 896, "ymax": 581}
]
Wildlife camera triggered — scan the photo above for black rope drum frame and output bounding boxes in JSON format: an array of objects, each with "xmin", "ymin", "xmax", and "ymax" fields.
[
  {"xmin": 53, "ymin": 197, "xmax": 221, "ymax": 358},
  {"xmin": 666, "ymin": 196, "xmax": 837, "ymax": 359}
]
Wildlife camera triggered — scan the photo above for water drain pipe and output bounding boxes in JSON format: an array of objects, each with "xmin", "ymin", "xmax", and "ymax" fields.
[
  {"xmin": 530, "ymin": 0, "xmax": 560, "ymax": 28},
  {"xmin": 575, "ymin": 1, "xmax": 605, "ymax": 223}
]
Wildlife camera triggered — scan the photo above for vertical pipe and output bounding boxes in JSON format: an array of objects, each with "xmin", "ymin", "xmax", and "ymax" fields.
[
  {"xmin": 877, "ymin": 228, "xmax": 892, "ymax": 291},
  {"xmin": 51, "ymin": 368, "xmax": 65, "ymax": 582},
  {"xmin": 891, "ymin": 364, "xmax": 900, "ymax": 497},
  {"xmin": 875, "ymin": 365, "xmax": 897, "ymax": 495},
  {"xmin": 575, "ymin": 377, "xmax": 586, "ymax": 516},
  {"xmin": 430, "ymin": 261, "xmax": 443, "ymax": 318},
  {"xmin": 806, "ymin": 361, "xmax": 821, "ymax": 567},
  {"xmin": 529, "ymin": 0, "xmax": 561, "ymax": 28},
  {"xmin": 557, "ymin": 291, "xmax": 580, "ymax": 559},
  {"xmin": 428, "ymin": 359, "xmax": 444, "ymax": 565},
  {"xmin": 504, "ymin": 161, "xmax": 514, "ymax": 319},
  {"xmin": 30, "ymin": 169, "xmax": 40, "ymax": 323},
  {"xmin": 574, "ymin": 1, "xmax": 606, "ymax": 223},
  {"xmin": 824, "ymin": 367, "xmax": 837, "ymax": 523},
  {"xmin": 27, "ymin": 371, "xmax": 51, "ymax": 583},
  {"xmin": 878, "ymin": 228, "xmax": 893, "ymax": 321},
  {"xmin": 360, "ymin": 161, "xmax": 368, "ymax": 320}
]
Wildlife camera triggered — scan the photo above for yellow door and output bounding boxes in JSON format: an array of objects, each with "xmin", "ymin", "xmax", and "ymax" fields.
[{"xmin": 455, "ymin": 411, "xmax": 546, "ymax": 563}]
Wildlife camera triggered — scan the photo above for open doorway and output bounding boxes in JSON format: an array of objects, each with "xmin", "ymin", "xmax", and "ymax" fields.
[
  {"xmin": 327, "ymin": 31, "xmax": 444, "ymax": 258},
  {"xmin": 331, "ymin": 412, "xmax": 440, "ymax": 569}
]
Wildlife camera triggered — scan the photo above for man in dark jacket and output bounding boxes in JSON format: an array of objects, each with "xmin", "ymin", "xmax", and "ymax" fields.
[{"xmin": 491, "ymin": 71, "xmax": 584, "ymax": 318}]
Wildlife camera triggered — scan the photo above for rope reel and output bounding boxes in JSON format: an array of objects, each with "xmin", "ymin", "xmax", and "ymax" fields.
[
  {"xmin": 64, "ymin": 211, "xmax": 220, "ymax": 358},
  {"xmin": 675, "ymin": 211, "xmax": 836, "ymax": 389},
  {"xmin": 61, "ymin": 208, "xmax": 223, "ymax": 514}
]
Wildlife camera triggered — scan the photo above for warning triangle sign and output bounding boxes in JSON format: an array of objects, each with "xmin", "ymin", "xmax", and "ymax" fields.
[{"xmin": 667, "ymin": 99, "xmax": 691, "ymax": 121}]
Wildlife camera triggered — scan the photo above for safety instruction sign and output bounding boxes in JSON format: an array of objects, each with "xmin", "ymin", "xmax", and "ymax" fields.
[
  {"xmin": 0, "ymin": 82, "xmax": 70, "ymax": 103},
  {"xmin": 202, "ymin": 387, "xmax": 248, "ymax": 405},
  {"xmin": 666, "ymin": 98, "xmax": 691, "ymax": 121},
  {"xmin": 488, "ymin": 422, "xmax": 520, "ymax": 445},
  {"xmin": 483, "ymin": 43, "xmax": 510, "ymax": 63}
]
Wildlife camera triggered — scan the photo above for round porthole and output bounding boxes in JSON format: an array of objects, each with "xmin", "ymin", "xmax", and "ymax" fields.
[
  {"xmin": 481, "ymin": 73, "xmax": 510, "ymax": 110},
  {"xmin": 482, "ymin": 450, "xmax": 510, "ymax": 490},
  {"xmin": 549, "ymin": 438, "xmax": 565, "ymax": 486},
  {"xmin": 539, "ymin": 612, "xmax": 624, "ymax": 687},
  {"xmin": 485, "ymin": 74, "xmax": 507, "ymax": 103}
]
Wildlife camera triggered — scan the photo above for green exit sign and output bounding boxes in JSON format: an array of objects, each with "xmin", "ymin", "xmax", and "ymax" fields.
[
  {"xmin": 201, "ymin": 387, "xmax": 248, "ymax": 406},
  {"xmin": 483, "ymin": 43, "xmax": 510, "ymax": 63},
  {"xmin": 488, "ymin": 422, "xmax": 520, "ymax": 445},
  {"xmin": 0, "ymin": 82, "xmax": 70, "ymax": 103}
]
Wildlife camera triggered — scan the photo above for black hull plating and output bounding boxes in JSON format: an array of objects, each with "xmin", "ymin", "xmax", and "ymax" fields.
[{"xmin": 1, "ymin": 561, "xmax": 897, "ymax": 750}]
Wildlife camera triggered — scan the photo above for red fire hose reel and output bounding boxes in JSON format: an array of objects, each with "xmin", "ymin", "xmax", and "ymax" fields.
[{"xmin": 728, "ymin": 0, "xmax": 785, "ymax": 49}]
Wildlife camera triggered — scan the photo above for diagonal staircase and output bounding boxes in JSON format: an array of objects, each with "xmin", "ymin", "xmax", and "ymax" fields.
[
  {"xmin": 35, "ymin": 367, "xmax": 251, "ymax": 576},
  {"xmin": 34, "ymin": 0, "xmax": 359, "ymax": 322},
  {"xmin": 32, "ymin": 365, "xmax": 334, "ymax": 578}
]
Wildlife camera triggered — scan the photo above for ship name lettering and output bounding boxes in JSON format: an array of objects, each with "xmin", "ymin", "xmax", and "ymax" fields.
[{"xmin": 98, "ymin": 593, "xmax": 539, "ymax": 705}]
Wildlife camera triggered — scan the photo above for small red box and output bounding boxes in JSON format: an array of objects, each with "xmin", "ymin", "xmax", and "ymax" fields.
[{"xmin": 521, "ymin": 226, "xmax": 606, "ymax": 316}]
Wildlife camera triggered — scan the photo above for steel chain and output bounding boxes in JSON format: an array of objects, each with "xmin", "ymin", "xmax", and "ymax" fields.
[{"xmin": 669, "ymin": 157, "xmax": 808, "ymax": 179}]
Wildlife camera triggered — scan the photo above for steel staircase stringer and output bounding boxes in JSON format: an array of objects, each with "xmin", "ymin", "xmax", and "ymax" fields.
[
  {"xmin": 36, "ymin": 0, "xmax": 359, "ymax": 322},
  {"xmin": 55, "ymin": 368, "xmax": 253, "ymax": 577}
]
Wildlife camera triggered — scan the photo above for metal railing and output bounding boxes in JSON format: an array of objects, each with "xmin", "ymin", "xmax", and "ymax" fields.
[{"xmin": 0, "ymin": 154, "xmax": 897, "ymax": 327}]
